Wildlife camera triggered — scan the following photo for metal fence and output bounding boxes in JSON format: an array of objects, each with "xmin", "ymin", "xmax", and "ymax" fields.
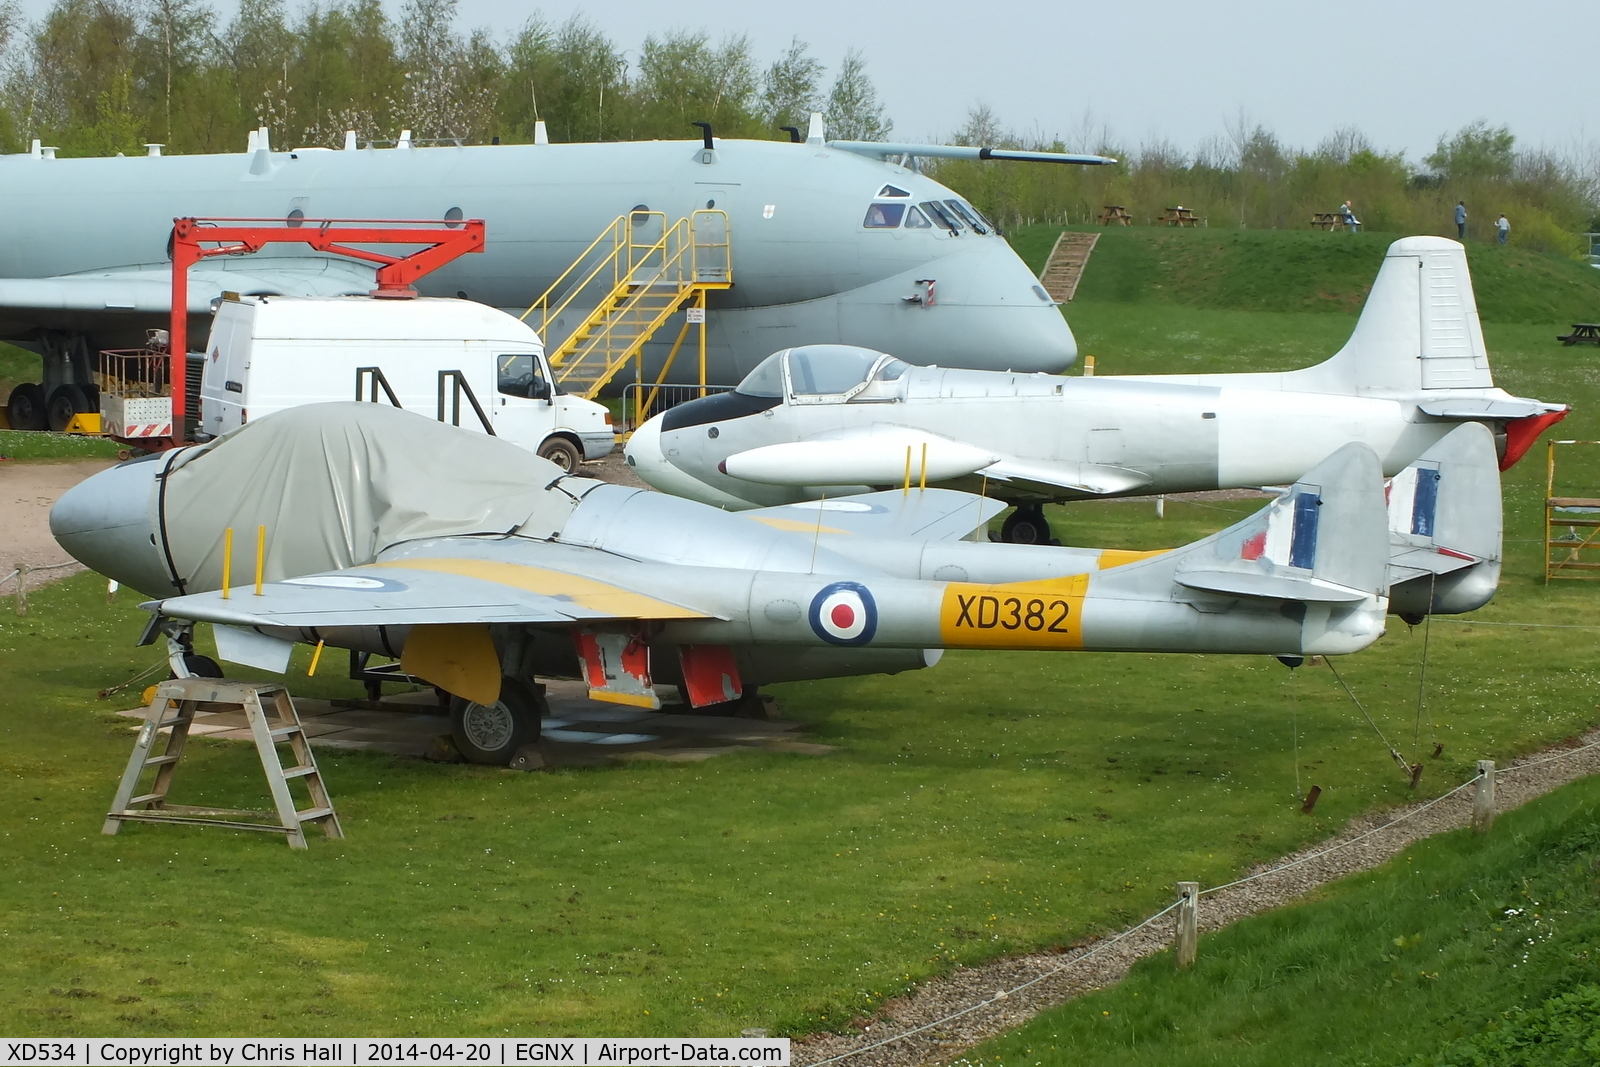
[{"xmin": 619, "ymin": 382, "xmax": 734, "ymax": 432}]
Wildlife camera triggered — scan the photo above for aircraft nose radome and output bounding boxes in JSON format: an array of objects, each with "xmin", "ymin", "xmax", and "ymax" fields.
[
  {"xmin": 883, "ymin": 239, "xmax": 1078, "ymax": 373},
  {"xmin": 50, "ymin": 457, "xmax": 175, "ymax": 596},
  {"xmin": 623, "ymin": 414, "xmax": 666, "ymax": 479}
]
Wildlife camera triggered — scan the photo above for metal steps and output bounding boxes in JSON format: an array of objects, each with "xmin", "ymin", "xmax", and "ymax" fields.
[
  {"xmin": 1039, "ymin": 231, "xmax": 1100, "ymax": 303},
  {"xmin": 524, "ymin": 211, "xmax": 732, "ymax": 399}
]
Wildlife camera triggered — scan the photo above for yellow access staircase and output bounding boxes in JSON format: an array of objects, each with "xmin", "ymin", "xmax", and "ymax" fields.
[{"xmin": 522, "ymin": 210, "xmax": 732, "ymax": 399}]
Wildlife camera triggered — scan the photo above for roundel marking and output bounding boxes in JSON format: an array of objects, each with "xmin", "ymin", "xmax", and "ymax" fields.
[{"xmin": 808, "ymin": 581, "xmax": 877, "ymax": 646}]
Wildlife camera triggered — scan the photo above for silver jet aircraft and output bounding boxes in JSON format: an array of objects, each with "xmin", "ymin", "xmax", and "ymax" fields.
[
  {"xmin": 626, "ymin": 236, "xmax": 1565, "ymax": 543},
  {"xmin": 0, "ymin": 117, "xmax": 1106, "ymax": 428},
  {"xmin": 50, "ymin": 403, "xmax": 1495, "ymax": 765}
]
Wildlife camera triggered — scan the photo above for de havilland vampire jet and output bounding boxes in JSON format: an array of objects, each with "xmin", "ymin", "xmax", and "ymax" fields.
[
  {"xmin": 0, "ymin": 115, "xmax": 1108, "ymax": 429},
  {"xmin": 626, "ymin": 236, "xmax": 1566, "ymax": 542},
  {"xmin": 51, "ymin": 403, "xmax": 1500, "ymax": 765}
]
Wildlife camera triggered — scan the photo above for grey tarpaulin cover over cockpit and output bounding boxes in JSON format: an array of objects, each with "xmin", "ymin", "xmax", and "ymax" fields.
[{"xmin": 159, "ymin": 403, "xmax": 592, "ymax": 592}]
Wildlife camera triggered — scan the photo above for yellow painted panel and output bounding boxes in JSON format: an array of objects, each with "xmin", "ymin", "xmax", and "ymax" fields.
[
  {"xmin": 938, "ymin": 574, "xmax": 1089, "ymax": 650},
  {"xmin": 1097, "ymin": 548, "xmax": 1167, "ymax": 569},
  {"xmin": 371, "ymin": 558, "xmax": 709, "ymax": 620},
  {"xmin": 65, "ymin": 412, "xmax": 102, "ymax": 435},
  {"xmin": 748, "ymin": 516, "xmax": 851, "ymax": 535},
  {"xmin": 401, "ymin": 623, "xmax": 501, "ymax": 705},
  {"xmin": 587, "ymin": 688, "xmax": 660, "ymax": 709}
]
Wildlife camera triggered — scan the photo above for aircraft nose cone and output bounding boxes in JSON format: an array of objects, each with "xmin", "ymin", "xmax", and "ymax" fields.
[
  {"xmin": 50, "ymin": 455, "xmax": 178, "ymax": 596},
  {"xmin": 623, "ymin": 413, "xmax": 668, "ymax": 484}
]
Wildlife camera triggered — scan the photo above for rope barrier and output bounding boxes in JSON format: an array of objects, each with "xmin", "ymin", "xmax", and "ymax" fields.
[
  {"xmin": 804, "ymin": 735, "xmax": 1600, "ymax": 1065},
  {"xmin": 805, "ymin": 901, "xmax": 1183, "ymax": 1067}
]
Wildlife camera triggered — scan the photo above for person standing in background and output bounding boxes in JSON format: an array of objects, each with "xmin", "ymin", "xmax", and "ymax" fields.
[
  {"xmin": 1496, "ymin": 213, "xmax": 1510, "ymax": 244},
  {"xmin": 1455, "ymin": 201, "xmax": 1468, "ymax": 239}
]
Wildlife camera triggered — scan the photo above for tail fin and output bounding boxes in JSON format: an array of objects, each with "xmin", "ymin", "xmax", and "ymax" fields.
[
  {"xmin": 1293, "ymin": 236, "xmax": 1493, "ymax": 394},
  {"xmin": 1082, "ymin": 442, "xmax": 1390, "ymax": 655},
  {"xmin": 1386, "ymin": 422, "xmax": 1502, "ymax": 618}
]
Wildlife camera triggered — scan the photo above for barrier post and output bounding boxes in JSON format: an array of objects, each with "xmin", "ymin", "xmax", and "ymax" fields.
[
  {"xmin": 1473, "ymin": 760, "xmax": 1496, "ymax": 834},
  {"xmin": 13, "ymin": 564, "xmax": 27, "ymax": 617},
  {"xmin": 1175, "ymin": 881, "xmax": 1199, "ymax": 969}
]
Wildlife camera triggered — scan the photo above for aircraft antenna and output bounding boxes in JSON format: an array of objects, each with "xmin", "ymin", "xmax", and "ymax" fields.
[
  {"xmin": 808, "ymin": 495, "xmax": 826, "ymax": 574},
  {"xmin": 691, "ymin": 122, "xmax": 714, "ymax": 150}
]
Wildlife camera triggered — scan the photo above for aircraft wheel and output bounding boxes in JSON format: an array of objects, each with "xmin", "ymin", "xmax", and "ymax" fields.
[
  {"xmin": 46, "ymin": 384, "xmax": 91, "ymax": 432},
  {"xmin": 6, "ymin": 383, "xmax": 47, "ymax": 431},
  {"xmin": 1001, "ymin": 506, "xmax": 1052, "ymax": 545},
  {"xmin": 178, "ymin": 653, "xmax": 224, "ymax": 679},
  {"xmin": 537, "ymin": 436, "xmax": 583, "ymax": 473},
  {"xmin": 450, "ymin": 677, "xmax": 547, "ymax": 766}
]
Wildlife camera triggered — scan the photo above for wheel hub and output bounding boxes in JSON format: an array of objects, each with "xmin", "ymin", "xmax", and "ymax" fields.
[{"xmin": 460, "ymin": 699, "xmax": 516, "ymax": 752}]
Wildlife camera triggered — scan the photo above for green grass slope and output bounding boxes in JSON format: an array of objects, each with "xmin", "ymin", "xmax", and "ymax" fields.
[
  {"xmin": 1008, "ymin": 225, "xmax": 1600, "ymax": 324},
  {"xmin": 958, "ymin": 774, "xmax": 1600, "ymax": 1067}
]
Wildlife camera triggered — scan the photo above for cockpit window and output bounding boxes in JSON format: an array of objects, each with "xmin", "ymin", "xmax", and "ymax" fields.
[
  {"xmin": 863, "ymin": 203, "xmax": 906, "ymax": 228},
  {"xmin": 903, "ymin": 205, "xmax": 932, "ymax": 229},
  {"xmin": 788, "ymin": 345, "xmax": 886, "ymax": 396},
  {"xmin": 736, "ymin": 352, "xmax": 786, "ymax": 398},
  {"xmin": 878, "ymin": 184, "xmax": 911, "ymax": 197},
  {"xmin": 921, "ymin": 201, "xmax": 964, "ymax": 232},
  {"xmin": 874, "ymin": 358, "xmax": 910, "ymax": 381},
  {"xmin": 944, "ymin": 200, "xmax": 990, "ymax": 234}
]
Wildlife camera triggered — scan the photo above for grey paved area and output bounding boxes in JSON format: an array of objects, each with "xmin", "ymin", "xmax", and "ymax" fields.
[{"xmin": 117, "ymin": 678, "xmax": 829, "ymax": 766}]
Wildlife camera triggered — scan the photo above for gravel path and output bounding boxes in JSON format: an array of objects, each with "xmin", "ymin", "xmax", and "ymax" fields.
[
  {"xmin": 0, "ymin": 458, "xmax": 111, "ymax": 593},
  {"xmin": 795, "ymin": 729, "xmax": 1600, "ymax": 1067}
]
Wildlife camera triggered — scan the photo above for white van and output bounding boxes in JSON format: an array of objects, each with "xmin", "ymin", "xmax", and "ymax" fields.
[{"xmin": 199, "ymin": 295, "xmax": 614, "ymax": 470}]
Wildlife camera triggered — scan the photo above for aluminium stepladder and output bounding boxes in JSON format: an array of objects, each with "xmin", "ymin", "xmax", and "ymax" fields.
[{"xmin": 104, "ymin": 678, "xmax": 343, "ymax": 849}]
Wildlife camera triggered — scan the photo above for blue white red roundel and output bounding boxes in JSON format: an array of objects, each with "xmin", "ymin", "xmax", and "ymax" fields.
[{"xmin": 808, "ymin": 581, "xmax": 877, "ymax": 646}]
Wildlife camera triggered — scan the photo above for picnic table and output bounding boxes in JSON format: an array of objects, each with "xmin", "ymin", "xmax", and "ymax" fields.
[
  {"xmin": 1558, "ymin": 324, "xmax": 1600, "ymax": 346},
  {"xmin": 1099, "ymin": 205, "xmax": 1132, "ymax": 226},
  {"xmin": 1311, "ymin": 212, "xmax": 1343, "ymax": 230},
  {"xmin": 1157, "ymin": 206, "xmax": 1203, "ymax": 227}
]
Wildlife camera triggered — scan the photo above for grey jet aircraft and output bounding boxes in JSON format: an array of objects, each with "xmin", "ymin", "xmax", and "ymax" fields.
[
  {"xmin": 0, "ymin": 116, "xmax": 1109, "ymax": 430},
  {"xmin": 625, "ymin": 236, "xmax": 1565, "ymax": 542},
  {"xmin": 50, "ymin": 403, "xmax": 1499, "ymax": 765}
]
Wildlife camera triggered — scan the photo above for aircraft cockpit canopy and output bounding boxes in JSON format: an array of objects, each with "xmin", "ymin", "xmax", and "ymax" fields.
[
  {"xmin": 736, "ymin": 345, "xmax": 909, "ymax": 405},
  {"xmin": 862, "ymin": 194, "xmax": 995, "ymax": 235}
]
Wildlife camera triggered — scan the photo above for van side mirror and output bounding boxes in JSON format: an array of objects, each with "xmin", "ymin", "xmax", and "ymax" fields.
[{"xmin": 531, "ymin": 378, "xmax": 552, "ymax": 402}]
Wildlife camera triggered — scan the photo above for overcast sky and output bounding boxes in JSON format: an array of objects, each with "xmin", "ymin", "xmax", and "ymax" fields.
[{"xmin": 12, "ymin": 0, "xmax": 1597, "ymax": 160}]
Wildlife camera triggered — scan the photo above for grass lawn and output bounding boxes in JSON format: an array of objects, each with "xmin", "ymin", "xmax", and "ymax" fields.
[
  {"xmin": 956, "ymin": 774, "xmax": 1600, "ymax": 1067},
  {"xmin": 1, "ymin": 233, "xmax": 1597, "ymax": 1039}
]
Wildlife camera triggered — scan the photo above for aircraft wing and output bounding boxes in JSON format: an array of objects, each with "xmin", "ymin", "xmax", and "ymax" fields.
[
  {"xmin": 828, "ymin": 141, "xmax": 1118, "ymax": 166},
  {"xmin": 744, "ymin": 488, "xmax": 1006, "ymax": 542},
  {"xmin": 980, "ymin": 458, "xmax": 1153, "ymax": 497},
  {"xmin": 147, "ymin": 550, "xmax": 721, "ymax": 630},
  {"xmin": 0, "ymin": 258, "xmax": 376, "ymax": 335}
]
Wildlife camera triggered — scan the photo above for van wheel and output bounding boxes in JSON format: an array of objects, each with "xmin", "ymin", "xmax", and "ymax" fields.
[
  {"xmin": 46, "ymin": 384, "xmax": 91, "ymax": 432},
  {"xmin": 537, "ymin": 437, "xmax": 583, "ymax": 473},
  {"xmin": 6, "ymin": 384, "xmax": 47, "ymax": 431},
  {"xmin": 450, "ymin": 678, "xmax": 547, "ymax": 765}
]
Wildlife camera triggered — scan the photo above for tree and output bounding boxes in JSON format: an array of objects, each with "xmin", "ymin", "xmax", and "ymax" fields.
[
  {"xmin": 137, "ymin": 0, "xmax": 211, "ymax": 145},
  {"xmin": 292, "ymin": 0, "xmax": 401, "ymax": 148},
  {"xmin": 823, "ymin": 48, "xmax": 888, "ymax": 141},
  {"xmin": 761, "ymin": 36, "xmax": 821, "ymax": 134},
  {"xmin": 396, "ymin": 0, "xmax": 499, "ymax": 142},
  {"xmin": 633, "ymin": 30, "xmax": 760, "ymax": 139},
  {"xmin": 1426, "ymin": 120, "xmax": 1515, "ymax": 181}
]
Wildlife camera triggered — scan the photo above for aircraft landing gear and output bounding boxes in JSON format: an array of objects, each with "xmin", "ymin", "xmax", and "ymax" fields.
[
  {"xmin": 6, "ymin": 384, "xmax": 46, "ymax": 431},
  {"xmin": 1000, "ymin": 505, "xmax": 1055, "ymax": 545},
  {"xmin": 449, "ymin": 677, "xmax": 548, "ymax": 765},
  {"xmin": 46, "ymin": 383, "xmax": 94, "ymax": 432}
]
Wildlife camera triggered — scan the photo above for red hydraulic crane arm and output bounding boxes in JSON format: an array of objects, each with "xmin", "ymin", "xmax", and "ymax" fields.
[{"xmin": 163, "ymin": 217, "xmax": 486, "ymax": 448}]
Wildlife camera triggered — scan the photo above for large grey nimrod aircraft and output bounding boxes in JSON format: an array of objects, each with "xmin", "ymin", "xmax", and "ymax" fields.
[
  {"xmin": 0, "ymin": 115, "xmax": 1110, "ymax": 429},
  {"xmin": 51, "ymin": 403, "xmax": 1499, "ymax": 765},
  {"xmin": 626, "ymin": 236, "xmax": 1566, "ymax": 543}
]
